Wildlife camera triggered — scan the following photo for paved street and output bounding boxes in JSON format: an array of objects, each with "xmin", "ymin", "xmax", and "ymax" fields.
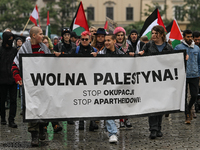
[{"xmin": 1, "ymin": 95, "xmax": 200, "ymax": 150}]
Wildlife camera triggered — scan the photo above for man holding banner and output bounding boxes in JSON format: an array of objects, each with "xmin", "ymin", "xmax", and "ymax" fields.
[
  {"xmin": 11, "ymin": 26, "xmax": 51, "ymax": 147},
  {"xmin": 139, "ymin": 25, "xmax": 174, "ymax": 139},
  {"xmin": 74, "ymin": 31, "xmax": 99, "ymax": 131}
]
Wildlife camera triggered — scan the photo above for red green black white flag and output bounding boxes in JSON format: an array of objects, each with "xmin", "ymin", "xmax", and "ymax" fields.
[
  {"xmin": 29, "ymin": 5, "xmax": 40, "ymax": 27},
  {"xmin": 70, "ymin": 1, "xmax": 89, "ymax": 36},
  {"xmin": 166, "ymin": 19, "xmax": 183, "ymax": 48},
  {"xmin": 140, "ymin": 8, "xmax": 165, "ymax": 39},
  {"xmin": 45, "ymin": 11, "xmax": 51, "ymax": 38}
]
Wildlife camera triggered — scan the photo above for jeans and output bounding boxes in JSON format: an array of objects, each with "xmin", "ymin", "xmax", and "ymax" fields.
[
  {"xmin": 0, "ymin": 83, "xmax": 17, "ymax": 122},
  {"xmin": 106, "ymin": 120, "xmax": 117, "ymax": 137},
  {"xmin": 185, "ymin": 77, "xmax": 199, "ymax": 115}
]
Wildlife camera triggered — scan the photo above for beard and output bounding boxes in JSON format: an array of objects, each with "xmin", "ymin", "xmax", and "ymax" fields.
[{"xmin": 186, "ymin": 39, "xmax": 192, "ymax": 45}]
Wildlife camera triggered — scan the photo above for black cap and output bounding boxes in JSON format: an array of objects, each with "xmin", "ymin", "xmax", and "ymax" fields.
[{"xmin": 61, "ymin": 28, "xmax": 71, "ymax": 36}]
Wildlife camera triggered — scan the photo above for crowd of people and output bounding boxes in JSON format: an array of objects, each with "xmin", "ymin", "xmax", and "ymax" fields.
[{"xmin": 0, "ymin": 24, "xmax": 200, "ymax": 147}]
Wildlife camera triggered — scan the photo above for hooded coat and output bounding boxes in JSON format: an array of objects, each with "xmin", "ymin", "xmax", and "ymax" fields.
[
  {"xmin": 0, "ymin": 32, "xmax": 18, "ymax": 84},
  {"xmin": 126, "ymin": 35, "xmax": 145, "ymax": 54}
]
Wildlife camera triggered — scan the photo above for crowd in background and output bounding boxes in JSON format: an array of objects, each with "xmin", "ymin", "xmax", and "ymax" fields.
[{"xmin": 0, "ymin": 24, "xmax": 200, "ymax": 146}]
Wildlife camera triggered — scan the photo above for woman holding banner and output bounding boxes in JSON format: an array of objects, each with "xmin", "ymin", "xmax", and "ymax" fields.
[
  {"xmin": 113, "ymin": 27, "xmax": 133, "ymax": 128},
  {"xmin": 139, "ymin": 25, "xmax": 173, "ymax": 139},
  {"xmin": 114, "ymin": 27, "xmax": 134, "ymax": 57}
]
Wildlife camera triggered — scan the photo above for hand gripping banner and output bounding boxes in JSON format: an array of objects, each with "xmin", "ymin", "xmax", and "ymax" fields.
[{"xmin": 20, "ymin": 52, "xmax": 186, "ymax": 122}]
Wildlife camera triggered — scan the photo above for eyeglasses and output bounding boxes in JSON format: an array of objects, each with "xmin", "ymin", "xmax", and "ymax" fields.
[
  {"xmin": 117, "ymin": 34, "xmax": 124, "ymax": 37},
  {"xmin": 81, "ymin": 38, "xmax": 89, "ymax": 41},
  {"xmin": 43, "ymin": 42, "xmax": 49, "ymax": 44}
]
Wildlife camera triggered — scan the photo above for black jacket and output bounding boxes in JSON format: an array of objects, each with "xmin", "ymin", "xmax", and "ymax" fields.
[
  {"xmin": 0, "ymin": 46, "xmax": 18, "ymax": 84},
  {"xmin": 54, "ymin": 41, "xmax": 76, "ymax": 54},
  {"xmin": 142, "ymin": 41, "xmax": 173, "ymax": 55},
  {"xmin": 127, "ymin": 36, "xmax": 145, "ymax": 53}
]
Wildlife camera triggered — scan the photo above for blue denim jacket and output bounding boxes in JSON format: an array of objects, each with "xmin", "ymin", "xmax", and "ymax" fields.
[{"xmin": 174, "ymin": 42, "xmax": 200, "ymax": 78}]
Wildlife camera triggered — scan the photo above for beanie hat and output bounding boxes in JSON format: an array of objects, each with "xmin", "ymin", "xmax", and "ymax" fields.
[
  {"xmin": 130, "ymin": 29, "xmax": 138, "ymax": 35},
  {"xmin": 53, "ymin": 36, "xmax": 58, "ymax": 40},
  {"xmin": 16, "ymin": 37, "xmax": 23, "ymax": 43},
  {"xmin": 61, "ymin": 28, "xmax": 71, "ymax": 37},
  {"xmin": 113, "ymin": 27, "xmax": 126, "ymax": 35}
]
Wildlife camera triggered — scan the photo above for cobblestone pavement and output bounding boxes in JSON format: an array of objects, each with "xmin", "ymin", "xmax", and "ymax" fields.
[{"xmin": 1, "ymin": 96, "xmax": 200, "ymax": 150}]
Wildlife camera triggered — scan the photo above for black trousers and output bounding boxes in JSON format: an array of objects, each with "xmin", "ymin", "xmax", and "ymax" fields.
[
  {"xmin": 0, "ymin": 83, "xmax": 17, "ymax": 122},
  {"xmin": 148, "ymin": 115, "xmax": 163, "ymax": 132},
  {"xmin": 185, "ymin": 77, "xmax": 199, "ymax": 115}
]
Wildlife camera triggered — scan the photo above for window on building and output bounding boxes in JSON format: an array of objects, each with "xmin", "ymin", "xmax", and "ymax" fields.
[
  {"xmin": 87, "ymin": 7, "xmax": 94, "ymax": 20},
  {"xmin": 126, "ymin": 7, "xmax": 133, "ymax": 20},
  {"xmin": 174, "ymin": 6, "xmax": 184, "ymax": 21},
  {"xmin": 106, "ymin": 7, "xmax": 113, "ymax": 20}
]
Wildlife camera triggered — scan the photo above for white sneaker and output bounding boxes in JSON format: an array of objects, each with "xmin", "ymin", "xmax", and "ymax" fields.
[{"xmin": 109, "ymin": 134, "xmax": 118, "ymax": 143}]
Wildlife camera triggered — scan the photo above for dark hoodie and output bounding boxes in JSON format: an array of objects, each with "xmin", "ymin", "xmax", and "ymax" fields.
[
  {"xmin": 127, "ymin": 35, "xmax": 145, "ymax": 53},
  {"xmin": 0, "ymin": 32, "xmax": 18, "ymax": 84}
]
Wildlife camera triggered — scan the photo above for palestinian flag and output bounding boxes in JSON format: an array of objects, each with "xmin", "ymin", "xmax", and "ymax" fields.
[
  {"xmin": 166, "ymin": 19, "xmax": 183, "ymax": 48},
  {"xmin": 70, "ymin": 1, "xmax": 89, "ymax": 36},
  {"xmin": 140, "ymin": 8, "xmax": 165, "ymax": 39},
  {"xmin": 45, "ymin": 11, "xmax": 51, "ymax": 38},
  {"xmin": 104, "ymin": 21, "xmax": 108, "ymax": 31},
  {"xmin": 29, "ymin": 5, "xmax": 40, "ymax": 26}
]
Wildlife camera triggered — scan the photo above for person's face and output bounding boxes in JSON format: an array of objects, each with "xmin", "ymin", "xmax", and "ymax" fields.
[
  {"xmin": 17, "ymin": 39, "xmax": 22, "ymax": 47},
  {"xmin": 63, "ymin": 33, "xmax": 71, "ymax": 42},
  {"xmin": 54, "ymin": 38, "xmax": 58, "ymax": 44},
  {"xmin": 193, "ymin": 36, "xmax": 200, "ymax": 46},
  {"xmin": 130, "ymin": 33, "xmax": 138, "ymax": 42},
  {"xmin": 151, "ymin": 30, "xmax": 163, "ymax": 43},
  {"xmin": 90, "ymin": 29, "xmax": 97, "ymax": 37},
  {"xmin": 97, "ymin": 34, "xmax": 105, "ymax": 43},
  {"xmin": 43, "ymin": 39, "xmax": 49, "ymax": 48},
  {"xmin": 105, "ymin": 36, "xmax": 116, "ymax": 49},
  {"xmin": 116, "ymin": 32, "xmax": 124, "ymax": 43},
  {"xmin": 34, "ymin": 29, "xmax": 44, "ymax": 43},
  {"xmin": 70, "ymin": 37, "xmax": 76, "ymax": 43},
  {"xmin": 184, "ymin": 33, "xmax": 193, "ymax": 45},
  {"xmin": 81, "ymin": 35, "xmax": 90, "ymax": 46}
]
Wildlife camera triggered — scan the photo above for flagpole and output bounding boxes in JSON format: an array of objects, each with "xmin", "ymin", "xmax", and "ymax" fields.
[{"xmin": 21, "ymin": 18, "xmax": 30, "ymax": 35}]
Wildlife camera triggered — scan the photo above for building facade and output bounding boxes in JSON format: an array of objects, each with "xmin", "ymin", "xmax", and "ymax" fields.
[{"xmin": 29, "ymin": 0, "xmax": 188, "ymax": 32}]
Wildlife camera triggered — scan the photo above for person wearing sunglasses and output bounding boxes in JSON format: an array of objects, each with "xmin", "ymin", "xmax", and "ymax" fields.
[
  {"xmin": 54, "ymin": 28, "xmax": 76, "ymax": 54},
  {"xmin": 91, "ymin": 28, "xmax": 106, "ymax": 52},
  {"xmin": 74, "ymin": 31, "xmax": 98, "ymax": 131},
  {"xmin": 74, "ymin": 31, "xmax": 97, "ymax": 55}
]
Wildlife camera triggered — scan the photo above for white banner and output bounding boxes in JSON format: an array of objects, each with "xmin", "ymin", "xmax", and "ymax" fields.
[{"xmin": 21, "ymin": 53, "xmax": 186, "ymax": 121}]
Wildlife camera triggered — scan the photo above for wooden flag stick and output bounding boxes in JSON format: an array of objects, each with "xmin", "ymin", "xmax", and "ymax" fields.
[{"xmin": 21, "ymin": 18, "xmax": 30, "ymax": 35}]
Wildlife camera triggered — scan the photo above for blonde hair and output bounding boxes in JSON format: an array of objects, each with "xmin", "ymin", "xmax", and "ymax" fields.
[
  {"xmin": 43, "ymin": 35, "xmax": 53, "ymax": 49},
  {"xmin": 89, "ymin": 26, "xmax": 97, "ymax": 32}
]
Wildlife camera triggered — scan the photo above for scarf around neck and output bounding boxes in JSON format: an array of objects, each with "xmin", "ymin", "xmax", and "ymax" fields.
[{"xmin": 115, "ymin": 42, "xmax": 129, "ymax": 53}]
